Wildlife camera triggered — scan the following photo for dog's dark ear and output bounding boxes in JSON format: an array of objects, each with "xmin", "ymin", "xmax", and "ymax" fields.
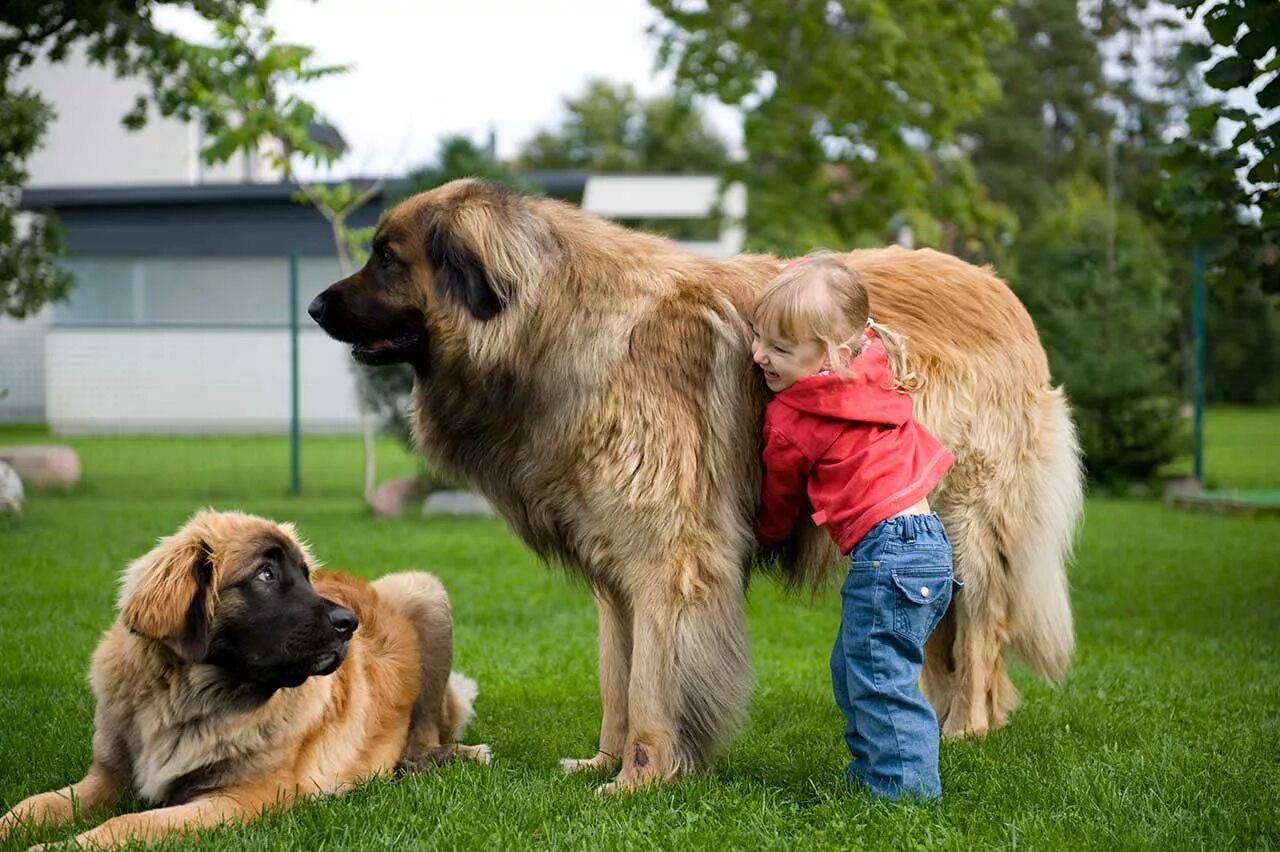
[
  {"xmin": 120, "ymin": 525, "xmax": 216, "ymax": 661},
  {"xmin": 426, "ymin": 224, "xmax": 506, "ymax": 321}
]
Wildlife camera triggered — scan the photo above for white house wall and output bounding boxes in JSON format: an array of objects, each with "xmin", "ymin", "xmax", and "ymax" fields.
[
  {"xmin": 0, "ymin": 308, "xmax": 52, "ymax": 422},
  {"xmin": 19, "ymin": 50, "xmax": 274, "ymax": 188},
  {"xmin": 45, "ymin": 328, "xmax": 361, "ymax": 433}
]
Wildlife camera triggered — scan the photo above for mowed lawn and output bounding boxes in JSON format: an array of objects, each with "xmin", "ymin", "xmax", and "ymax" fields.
[{"xmin": 0, "ymin": 411, "xmax": 1277, "ymax": 850}]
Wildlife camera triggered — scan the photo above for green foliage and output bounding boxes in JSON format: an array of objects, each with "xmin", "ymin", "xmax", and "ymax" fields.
[
  {"xmin": 963, "ymin": 0, "xmax": 1113, "ymax": 231},
  {"xmin": 1015, "ymin": 179, "xmax": 1183, "ymax": 486},
  {"xmin": 1165, "ymin": 0, "xmax": 1280, "ymax": 294},
  {"xmin": 1206, "ymin": 283, "xmax": 1280, "ymax": 403},
  {"xmin": 146, "ymin": 11, "xmax": 348, "ymax": 170},
  {"xmin": 0, "ymin": 87, "xmax": 71, "ymax": 318},
  {"xmin": 519, "ymin": 79, "xmax": 729, "ymax": 175},
  {"xmin": 649, "ymin": 0, "xmax": 1012, "ymax": 256}
]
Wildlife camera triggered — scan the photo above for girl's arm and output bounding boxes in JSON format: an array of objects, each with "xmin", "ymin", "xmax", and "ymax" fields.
[{"xmin": 755, "ymin": 427, "xmax": 809, "ymax": 545}]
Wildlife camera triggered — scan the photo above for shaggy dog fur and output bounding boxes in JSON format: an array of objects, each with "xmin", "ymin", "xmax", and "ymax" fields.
[
  {"xmin": 0, "ymin": 511, "xmax": 487, "ymax": 848},
  {"xmin": 308, "ymin": 179, "xmax": 1083, "ymax": 792}
]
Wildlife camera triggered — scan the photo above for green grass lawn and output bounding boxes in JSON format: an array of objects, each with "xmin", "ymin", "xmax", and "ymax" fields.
[
  {"xmin": 1200, "ymin": 406, "xmax": 1280, "ymax": 491},
  {"xmin": 1, "ymin": 412, "xmax": 1278, "ymax": 850}
]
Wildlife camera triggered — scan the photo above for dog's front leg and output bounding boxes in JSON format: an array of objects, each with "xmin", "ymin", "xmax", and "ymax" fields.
[
  {"xmin": 595, "ymin": 586, "xmax": 681, "ymax": 795},
  {"xmin": 560, "ymin": 587, "xmax": 631, "ymax": 775},
  {"xmin": 0, "ymin": 762, "xmax": 121, "ymax": 841},
  {"xmin": 57, "ymin": 782, "xmax": 286, "ymax": 849}
]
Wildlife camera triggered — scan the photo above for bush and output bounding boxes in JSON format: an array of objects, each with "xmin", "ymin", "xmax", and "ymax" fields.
[
  {"xmin": 1207, "ymin": 282, "xmax": 1280, "ymax": 404},
  {"xmin": 1014, "ymin": 179, "xmax": 1184, "ymax": 487}
]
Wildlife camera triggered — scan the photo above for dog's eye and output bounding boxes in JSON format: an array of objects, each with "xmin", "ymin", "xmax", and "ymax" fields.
[
  {"xmin": 380, "ymin": 247, "xmax": 396, "ymax": 266},
  {"xmin": 256, "ymin": 566, "xmax": 276, "ymax": 584}
]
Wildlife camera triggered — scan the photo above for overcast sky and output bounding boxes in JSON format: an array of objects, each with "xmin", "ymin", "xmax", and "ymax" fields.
[{"xmin": 156, "ymin": 0, "xmax": 744, "ymax": 179}]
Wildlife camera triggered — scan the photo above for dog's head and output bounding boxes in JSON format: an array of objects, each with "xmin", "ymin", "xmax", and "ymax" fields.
[
  {"xmin": 118, "ymin": 510, "xmax": 357, "ymax": 694},
  {"xmin": 307, "ymin": 179, "xmax": 559, "ymax": 372}
]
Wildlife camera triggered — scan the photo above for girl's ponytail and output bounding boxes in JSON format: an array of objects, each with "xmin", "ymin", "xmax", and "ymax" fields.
[{"xmin": 866, "ymin": 318, "xmax": 924, "ymax": 393}]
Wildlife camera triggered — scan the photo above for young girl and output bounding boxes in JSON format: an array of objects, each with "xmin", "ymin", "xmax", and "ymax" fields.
[{"xmin": 752, "ymin": 253, "xmax": 956, "ymax": 800}]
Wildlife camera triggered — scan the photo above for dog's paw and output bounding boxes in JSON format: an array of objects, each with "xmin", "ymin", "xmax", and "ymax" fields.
[
  {"xmin": 559, "ymin": 752, "xmax": 619, "ymax": 775},
  {"xmin": 466, "ymin": 743, "xmax": 493, "ymax": 765}
]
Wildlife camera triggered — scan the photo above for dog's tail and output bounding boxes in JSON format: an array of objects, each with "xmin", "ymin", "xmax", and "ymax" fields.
[
  {"xmin": 441, "ymin": 672, "xmax": 479, "ymax": 742},
  {"xmin": 1006, "ymin": 387, "xmax": 1083, "ymax": 681},
  {"xmin": 670, "ymin": 567, "xmax": 753, "ymax": 773}
]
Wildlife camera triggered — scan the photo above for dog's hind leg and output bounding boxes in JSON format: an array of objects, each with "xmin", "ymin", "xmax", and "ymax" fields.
[
  {"xmin": 930, "ymin": 487, "xmax": 1018, "ymax": 738},
  {"xmin": 371, "ymin": 571, "xmax": 488, "ymax": 765},
  {"xmin": 561, "ymin": 586, "xmax": 631, "ymax": 775},
  {"xmin": 0, "ymin": 763, "xmax": 121, "ymax": 839}
]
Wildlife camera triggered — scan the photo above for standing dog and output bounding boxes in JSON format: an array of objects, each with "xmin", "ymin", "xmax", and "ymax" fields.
[
  {"xmin": 309, "ymin": 180, "xmax": 1082, "ymax": 792},
  {"xmin": 0, "ymin": 511, "xmax": 488, "ymax": 848}
]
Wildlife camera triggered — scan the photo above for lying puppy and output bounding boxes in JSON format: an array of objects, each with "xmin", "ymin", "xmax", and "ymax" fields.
[{"xmin": 0, "ymin": 510, "xmax": 489, "ymax": 849}]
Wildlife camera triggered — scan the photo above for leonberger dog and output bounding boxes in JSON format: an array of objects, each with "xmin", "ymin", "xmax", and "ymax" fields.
[
  {"xmin": 0, "ymin": 511, "xmax": 488, "ymax": 848},
  {"xmin": 309, "ymin": 179, "xmax": 1083, "ymax": 792}
]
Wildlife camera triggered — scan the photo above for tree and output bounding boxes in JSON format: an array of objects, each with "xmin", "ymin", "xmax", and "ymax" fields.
[
  {"xmin": 0, "ymin": 90, "xmax": 71, "ymax": 318},
  {"xmin": 962, "ymin": 0, "xmax": 1115, "ymax": 232},
  {"xmin": 648, "ymin": 0, "xmax": 1012, "ymax": 256},
  {"xmin": 1, "ymin": 0, "xmax": 269, "ymax": 318},
  {"xmin": 1163, "ymin": 0, "xmax": 1280, "ymax": 296},
  {"xmin": 519, "ymin": 79, "xmax": 729, "ymax": 176},
  {"xmin": 1016, "ymin": 179, "xmax": 1183, "ymax": 486}
]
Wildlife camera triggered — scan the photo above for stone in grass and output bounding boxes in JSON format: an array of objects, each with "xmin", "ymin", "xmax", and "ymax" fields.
[
  {"xmin": 0, "ymin": 460, "xmax": 23, "ymax": 515},
  {"xmin": 0, "ymin": 445, "xmax": 81, "ymax": 490},
  {"xmin": 421, "ymin": 490, "xmax": 494, "ymax": 517},
  {"xmin": 368, "ymin": 475, "xmax": 431, "ymax": 518}
]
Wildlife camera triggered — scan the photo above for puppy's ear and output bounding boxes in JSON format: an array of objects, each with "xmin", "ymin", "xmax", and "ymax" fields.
[
  {"xmin": 426, "ymin": 223, "xmax": 507, "ymax": 321},
  {"xmin": 119, "ymin": 528, "xmax": 216, "ymax": 661}
]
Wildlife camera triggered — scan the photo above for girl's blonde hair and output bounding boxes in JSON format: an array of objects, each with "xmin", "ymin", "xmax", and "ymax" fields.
[{"xmin": 753, "ymin": 252, "xmax": 922, "ymax": 392}]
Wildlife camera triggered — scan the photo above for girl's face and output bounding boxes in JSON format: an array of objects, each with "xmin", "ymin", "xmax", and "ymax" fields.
[{"xmin": 751, "ymin": 330, "xmax": 826, "ymax": 391}]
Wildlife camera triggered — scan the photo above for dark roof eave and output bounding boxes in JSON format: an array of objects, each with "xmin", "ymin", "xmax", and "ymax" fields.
[
  {"xmin": 20, "ymin": 170, "xmax": 592, "ymax": 210},
  {"xmin": 19, "ymin": 179, "xmax": 393, "ymax": 209}
]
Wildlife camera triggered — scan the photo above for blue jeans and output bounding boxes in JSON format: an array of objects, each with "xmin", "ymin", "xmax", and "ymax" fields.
[{"xmin": 829, "ymin": 513, "xmax": 954, "ymax": 800}]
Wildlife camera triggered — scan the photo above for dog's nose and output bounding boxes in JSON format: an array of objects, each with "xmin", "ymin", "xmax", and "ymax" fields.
[
  {"xmin": 307, "ymin": 294, "xmax": 328, "ymax": 324},
  {"xmin": 328, "ymin": 606, "xmax": 358, "ymax": 638}
]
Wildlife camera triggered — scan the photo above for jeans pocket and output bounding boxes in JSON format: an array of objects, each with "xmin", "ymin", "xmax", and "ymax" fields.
[{"xmin": 890, "ymin": 567, "xmax": 953, "ymax": 644}]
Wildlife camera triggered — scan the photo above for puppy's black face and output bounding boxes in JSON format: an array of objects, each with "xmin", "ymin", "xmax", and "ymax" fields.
[{"xmin": 204, "ymin": 541, "xmax": 358, "ymax": 695}]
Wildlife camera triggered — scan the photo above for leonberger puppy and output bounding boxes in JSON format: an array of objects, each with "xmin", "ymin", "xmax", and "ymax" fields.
[
  {"xmin": 309, "ymin": 179, "xmax": 1083, "ymax": 792},
  {"xmin": 0, "ymin": 510, "xmax": 488, "ymax": 848}
]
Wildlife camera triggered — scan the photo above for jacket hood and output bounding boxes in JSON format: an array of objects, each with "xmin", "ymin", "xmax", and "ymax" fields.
[{"xmin": 771, "ymin": 338, "xmax": 910, "ymax": 426}]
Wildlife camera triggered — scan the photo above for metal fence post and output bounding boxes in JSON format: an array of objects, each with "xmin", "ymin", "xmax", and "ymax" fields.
[
  {"xmin": 290, "ymin": 251, "xmax": 301, "ymax": 496},
  {"xmin": 1191, "ymin": 245, "xmax": 1206, "ymax": 486}
]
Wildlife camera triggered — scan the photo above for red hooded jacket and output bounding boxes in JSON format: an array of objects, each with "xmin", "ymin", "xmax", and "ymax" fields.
[{"xmin": 755, "ymin": 334, "xmax": 955, "ymax": 553}]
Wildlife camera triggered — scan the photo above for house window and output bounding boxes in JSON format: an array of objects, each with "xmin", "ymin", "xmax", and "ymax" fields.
[{"xmin": 54, "ymin": 256, "xmax": 342, "ymax": 327}]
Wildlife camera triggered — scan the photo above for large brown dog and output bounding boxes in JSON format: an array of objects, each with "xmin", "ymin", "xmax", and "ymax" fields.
[
  {"xmin": 0, "ymin": 511, "xmax": 488, "ymax": 848},
  {"xmin": 309, "ymin": 179, "xmax": 1083, "ymax": 792}
]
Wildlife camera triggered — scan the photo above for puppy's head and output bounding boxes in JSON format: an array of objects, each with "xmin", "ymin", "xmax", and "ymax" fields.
[
  {"xmin": 119, "ymin": 510, "xmax": 358, "ymax": 694},
  {"xmin": 307, "ymin": 179, "xmax": 558, "ymax": 372}
]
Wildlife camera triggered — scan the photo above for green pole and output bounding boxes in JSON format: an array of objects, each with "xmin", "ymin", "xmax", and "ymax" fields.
[
  {"xmin": 289, "ymin": 251, "xmax": 301, "ymax": 496},
  {"xmin": 1191, "ymin": 245, "xmax": 1206, "ymax": 485}
]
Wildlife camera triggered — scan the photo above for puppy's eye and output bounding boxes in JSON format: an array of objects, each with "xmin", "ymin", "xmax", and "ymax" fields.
[
  {"xmin": 256, "ymin": 566, "xmax": 276, "ymax": 584},
  {"xmin": 380, "ymin": 247, "xmax": 396, "ymax": 266}
]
